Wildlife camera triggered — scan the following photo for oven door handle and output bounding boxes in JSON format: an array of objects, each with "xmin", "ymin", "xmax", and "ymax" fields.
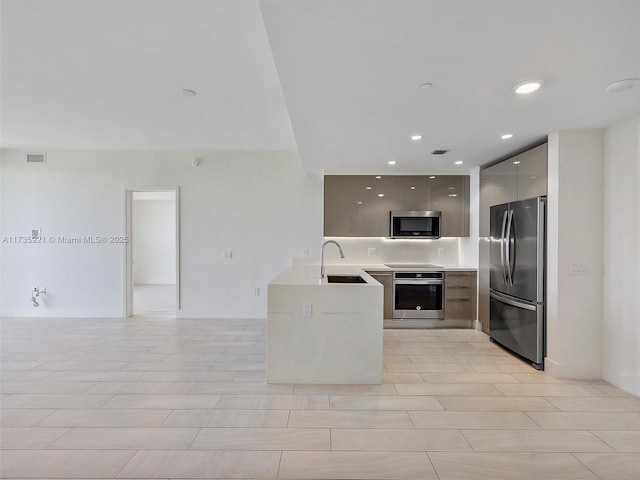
[{"xmin": 394, "ymin": 280, "xmax": 444, "ymax": 285}]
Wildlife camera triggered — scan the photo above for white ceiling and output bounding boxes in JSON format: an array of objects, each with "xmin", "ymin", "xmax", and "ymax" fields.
[
  {"xmin": 2, "ymin": 0, "xmax": 639, "ymax": 173},
  {"xmin": 0, "ymin": 0, "xmax": 296, "ymax": 151}
]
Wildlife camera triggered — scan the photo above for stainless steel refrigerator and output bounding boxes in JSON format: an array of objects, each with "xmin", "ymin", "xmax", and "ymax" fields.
[{"xmin": 490, "ymin": 196, "xmax": 545, "ymax": 370}]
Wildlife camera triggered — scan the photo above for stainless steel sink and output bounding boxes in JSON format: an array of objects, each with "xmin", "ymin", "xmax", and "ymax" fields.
[{"xmin": 327, "ymin": 275, "xmax": 367, "ymax": 284}]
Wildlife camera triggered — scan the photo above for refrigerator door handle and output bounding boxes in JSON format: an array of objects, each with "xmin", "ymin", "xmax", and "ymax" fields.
[
  {"xmin": 490, "ymin": 290, "xmax": 537, "ymax": 311},
  {"xmin": 500, "ymin": 210, "xmax": 508, "ymax": 285},
  {"xmin": 505, "ymin": 209, "xmax": 514, "ymax": 287}
]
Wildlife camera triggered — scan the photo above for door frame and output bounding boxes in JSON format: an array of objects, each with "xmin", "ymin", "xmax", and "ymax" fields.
[{"xmin": 122, "ymin": 186, "xmax": 180, "ymax": 317}]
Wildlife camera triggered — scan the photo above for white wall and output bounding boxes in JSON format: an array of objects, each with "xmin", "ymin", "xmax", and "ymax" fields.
[
  {"xmin": 305, "ymin": 237, "xmax": 461, "ymax": 266},
  {"xmin": 602, "ymin": 114, "xmax": 640, "ymax": 395},
  {"xmin": 132, "ymin": 193, "xmax": 176, "ymax": 285},
  {"xmin": 546, "ymin": 130, "xmax": 604, "ymax": 378},
  {"xmin": 0, "ymin": 150, "xmax": 322, "ymax": 318}
]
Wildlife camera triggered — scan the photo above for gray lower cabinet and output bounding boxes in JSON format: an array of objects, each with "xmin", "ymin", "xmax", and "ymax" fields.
[
  {"xmin": 368, "ymin": 272, "xmax": 393, "ymax": 320},
  {"xmin": 444, "ymin": 271, "xmax": 477, "ymax": 320}
]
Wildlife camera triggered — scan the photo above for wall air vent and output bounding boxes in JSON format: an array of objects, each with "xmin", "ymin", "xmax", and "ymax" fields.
[
  {"xmin": 27, "ymin": 153, "xmax": 46, "ymax": 164},
  {"xmin": 431, "ymin": 149, "xmax": 449, "ymax": 155}
]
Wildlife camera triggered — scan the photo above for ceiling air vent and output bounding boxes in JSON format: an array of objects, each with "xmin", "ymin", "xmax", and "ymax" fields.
[
  {"xmin": 27, "ymin": 153, "xmax": 46, "ymax": 164},
  {"xmin": 431, "ymin": 149, "xmax": 449, "ymax": 155}
]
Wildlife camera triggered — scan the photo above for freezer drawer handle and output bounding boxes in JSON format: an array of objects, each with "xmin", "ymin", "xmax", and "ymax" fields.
[{"xmin": 490, "ymin": 290, "xmax": 536, "ymax": 311}]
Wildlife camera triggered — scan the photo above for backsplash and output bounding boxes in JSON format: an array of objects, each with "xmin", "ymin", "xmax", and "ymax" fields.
[{"xmin": 295, "ymin": 237, "xmax": 460, "ymax": 266}]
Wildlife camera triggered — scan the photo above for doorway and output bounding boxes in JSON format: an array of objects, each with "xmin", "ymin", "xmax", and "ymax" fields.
[{"xmin": 123, "ymin": 188, "xmax": 180, "ymax": 318}]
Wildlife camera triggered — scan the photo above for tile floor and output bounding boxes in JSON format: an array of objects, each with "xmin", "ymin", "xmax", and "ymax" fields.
[
  {"xmin": 133, "ymin": 284, "xmax": 176, "ymax": 319},
  {"xmin": 1, "ymin": 317, "xmax": 639, "ymax": 479}
]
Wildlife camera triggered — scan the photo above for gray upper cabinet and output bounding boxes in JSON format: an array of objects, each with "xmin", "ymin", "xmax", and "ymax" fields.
[
  {"xmin": 324, "ymin": 175, "xmax": 470, "ymax": 237},
  {"xmin": 355, "ymin": 176, "xmax": 390, "ymax": 237},
  {"xmin": 389, "ymin": 176, "xmax": 417, "ymax": 211},
  {"xmin": 324, "ymin": 176, "xmax": 359, "ymax": 236},
  {"xmin": 427, "ymin": 176, "xmax": 470, "ymax": 237},
  {"xmin": 479, "ymin": 160, "xmax": 517, "ymax": 237},
  {"xmin": 479, "ymin": 142, "xmax": 547, "ymax": 237},
  {"xmin": 516, "ymin": 143, "xmax": 548, "ymax": 200}
]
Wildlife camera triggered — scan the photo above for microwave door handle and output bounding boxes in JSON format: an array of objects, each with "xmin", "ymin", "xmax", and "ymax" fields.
[
  {"xmin": 500, "ymin": 210, "xmax": 508, "ymax": 286},
  {"xmin": 506, "ymin": 209, "xmax": 514, "ymax": 287}
]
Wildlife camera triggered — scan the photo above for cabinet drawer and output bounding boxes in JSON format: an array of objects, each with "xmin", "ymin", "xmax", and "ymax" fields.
[
  {"xmin": 445, "ymin": 272, "xmax": 474, "ymax": 288},
  {"xmin": 444, "ymin": 298, "xmax": 473, "ymax": 320}
]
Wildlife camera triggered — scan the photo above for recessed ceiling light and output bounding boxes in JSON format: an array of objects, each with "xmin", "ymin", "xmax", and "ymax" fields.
[
  {"xmin": 181, "ymin": 89, "xmax": 197, "ymax": 96},
  {"xmin": 429, "ymin": 176, "xmax": 436, "ymax": 179},
  {"xmin": 448, "ymin": 187, "xmax": 455, "ymax": 190},
  {"xmin": 378, "ymin": 193, "xmax": 385, "ymax": 197},
  {"xmin": 388, "ymin": 160, "xmax": 397, "ymax": 165},
  {"xmin": 513, "ymin": 161, "xmax": 521, "ymax": 165},
  {"xmin": 410, "ymin": 186, "xmax": 415, "ymax": 190},
  {"xmin": 604, "ymin": 78, "xmax": 640, "ymax": 93},
  {"xmin": 501, "ymin": 133, "xmax": 513, "ymax": 139},
  {"xmin": 375, "ymin": 176, "xmax": 382, "ymax": 179},
  {"xmin": 366, "ymin": 186, "xmax": 372, "ymax": 190},
  {"xmin": 410, "ymin": 135, "xmax": 423, "ymax": 141},
  {"xmin": 513, "ymin": 80, "xmax": 542, "ymax": 94},
  {"xmin": 419, "ymin": 82, "xmax": 433, "ymax": 90},
  {"xmin": 455, "ymin": 161, "xmax": 464, "ymax": 165}
]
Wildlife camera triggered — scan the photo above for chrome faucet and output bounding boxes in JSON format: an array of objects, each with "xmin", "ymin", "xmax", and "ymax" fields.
[{"xmin": 320, "ymin": 240, "xmax": 345, "ymax": 279}]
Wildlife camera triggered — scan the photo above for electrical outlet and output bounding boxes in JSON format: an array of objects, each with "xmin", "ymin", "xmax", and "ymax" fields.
[
  {"xmin": 367, "ymin": 248, "xmax": 376, "ymax": 256},
  {"xmin": 302, "ymin": 248, "xmax": 309, "ymax": 256},
  {"xmin": 438, "ymin": 248, "xmax": 444, "ymax": 257},
  {"xmin": 253, "ymin": 287, "xmax": 260, "ymax": 296},
  {"xmin": 570, "ymin": 263, "xmax": 589, "ymax": 275},
  {"xmin": 302, "ymin": 303, "xmax": 312, "ymax": 317},
  {"xmin": 223, "ymin": 250, "xmax": 233, "ymax": 260}
]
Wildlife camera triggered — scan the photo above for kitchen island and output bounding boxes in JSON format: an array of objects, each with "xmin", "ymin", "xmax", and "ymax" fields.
[{"xmin": 267, "ymin": 265, "xmax": 383, "ymax": 384}]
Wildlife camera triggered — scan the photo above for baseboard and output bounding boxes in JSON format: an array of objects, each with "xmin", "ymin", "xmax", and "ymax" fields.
[
  {"xmin": 1, "ymin": 309, "xmax": 123, "ymax": 318},
  {"xmin": 545, "ymin": 357, "xmax": 602, "ymax": 379},
  {"xmin": 602, "ymin": 367, "xmax": 639, "ymax": 396}
]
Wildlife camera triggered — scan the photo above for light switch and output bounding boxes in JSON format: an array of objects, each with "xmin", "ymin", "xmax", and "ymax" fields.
[
  {"xmin": 253, "ymin": 287, "xmax": 260, "ymax": 296},
  {"xmin": 367, "ymin": 248, "xmax": 376, "ymax": 256},
  {"xmin": 223, "ymin": 250, "xmax": 233, "ymax": 260},
  {"xmin": 302, "ymin": 303, "xmax": 312, "ymax": 317}
]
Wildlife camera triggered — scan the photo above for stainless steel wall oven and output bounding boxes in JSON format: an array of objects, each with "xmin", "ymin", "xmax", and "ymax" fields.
[{"xmin": 392, "ymin": 271, "xmax": 445, "ymax": 320}]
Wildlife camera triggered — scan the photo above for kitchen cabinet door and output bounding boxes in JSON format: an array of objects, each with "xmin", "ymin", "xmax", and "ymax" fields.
[
  {"xmin": 479, "ymin": 159, "xmax": 517, "ymax": 237},
  {"xmin": 389, "ymin": 176, "xmax": 417, "ymax": 211},
  {"xmin": 428, "ymin": 176, "xmax": 470, "ymax": 237},
  {"xmin": 369, "ymin": 272, "xmax": 393, "ymax": 319},
  {"xmin": 444, "ymin": 271, "xmax": 477, "ymax": 320},
  {"xmin": 478, "ymin": 239, "xmax": 490, "ymax": 333},
  {"xmin": 355, "ymin": 176, "xmax": 390, "ymax": 237},
  {"xmin": 517, "ymin": 143, "xmax": 548, "ymax": 199},
  {"xmin": 324, "ymin": 176, "xmax": 358, "ymax": 236}
]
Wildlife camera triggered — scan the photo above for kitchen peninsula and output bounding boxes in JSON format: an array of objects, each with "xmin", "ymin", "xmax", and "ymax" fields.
[{"xmin": 267, "ymin": 265, "xmax": 383, "ymax": 384}]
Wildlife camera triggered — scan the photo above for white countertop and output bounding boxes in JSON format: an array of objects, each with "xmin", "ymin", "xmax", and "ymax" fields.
[
  {"xmin": 270, "ymin": 264, "xmax": 476, "ymax": 286},
  {"xmin": 269, "ymin": 265, "xmax": 380, "ymax": 286}
]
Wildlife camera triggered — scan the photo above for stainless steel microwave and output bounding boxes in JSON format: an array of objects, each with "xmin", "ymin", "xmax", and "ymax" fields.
[{"xmin": 390, "ymin": 210, "xmax": 441, "ymax": 239}]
